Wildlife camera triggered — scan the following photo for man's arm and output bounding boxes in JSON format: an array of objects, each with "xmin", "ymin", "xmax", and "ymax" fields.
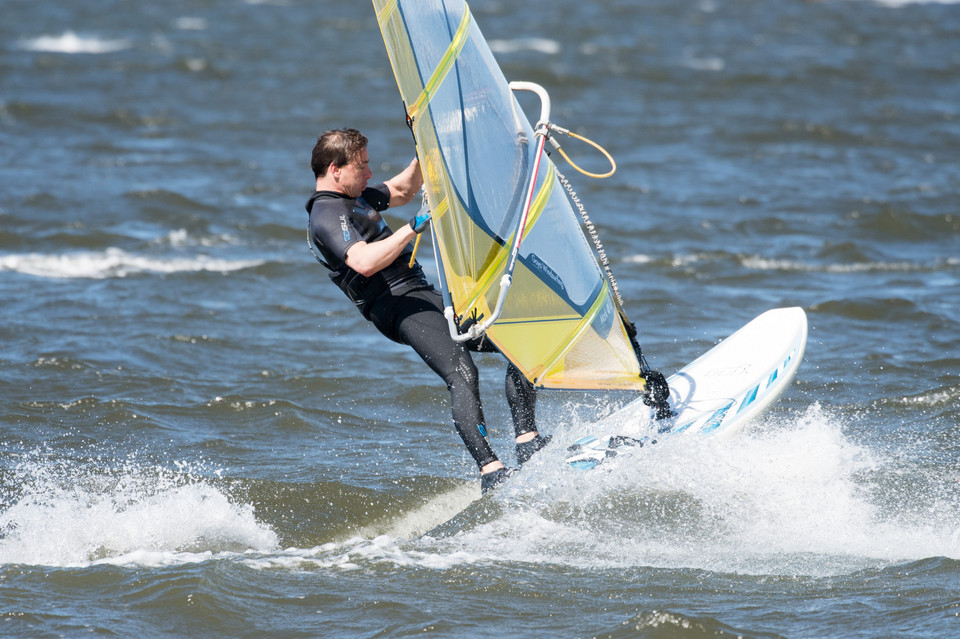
[
  {"xmin": 344, "ymin": 225, "xmax": 417, "ymax": 277},
  {"xmin": 384, "ymin": 158, "xmax": 423, "ymax": 207},
  {"xmin": 346, "ymin": 157, "xmax": 423, "ymax": 277}
]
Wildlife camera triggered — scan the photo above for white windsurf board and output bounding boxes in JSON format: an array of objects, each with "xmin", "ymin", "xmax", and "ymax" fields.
[{"xmin": 566, "ymin": 307, "xmax": 808, "ymax": 469}]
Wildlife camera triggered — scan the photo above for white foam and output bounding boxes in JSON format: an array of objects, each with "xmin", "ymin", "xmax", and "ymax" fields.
[
  {"xmin": 742, "ymin": 255, "xmax": 927, "ymax": 273},
  {"xmin": 159, "ymin": 228, "xmax": 240, "ymax": 249},
  {"xmin": 626, "ymin": 252, "xmax": 949, "ymax": 275},
  {"xmin": 173, "ymin": 17, "xmax": 208, "ymax": 31},
  {"xmin": 489, "ymin": 38, "xmax": 561, "ymax": 55},
  {"xmin": 11, "ymin": 405, "xmax": 954, "ymax": 576},
  {"xmin": 377, "ymin": 404, "xmax": 960, "ymax": 577},
  {"xmin": 0, "ymin": 460, "xmax": 278, "ymax": 567},
  {"xmin": 681, "ymin": 56, "xmax": 726, "ymax": 72},
  {"xmin": 895, "ymin": 386, "xmax": 959, "ymax": 407},
  {"xmin": 872, "ymin": 0, "xmax": 960, "ymax": 6},
  {"xmin": 19, "ymin": 31, "xmax": 131, "ymax": 54},
  {"xmin": 243, "ymin": 535, "xmax": 482, "ymax": 573},
  {"xmin": 0, "ymin": 248, "xmax": 262, "ymax": 279}
]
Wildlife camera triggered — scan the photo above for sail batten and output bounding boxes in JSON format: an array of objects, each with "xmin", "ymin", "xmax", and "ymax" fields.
[{"xmin": 373, "ymin": 0, "xmax": 646, "ymax": 391}]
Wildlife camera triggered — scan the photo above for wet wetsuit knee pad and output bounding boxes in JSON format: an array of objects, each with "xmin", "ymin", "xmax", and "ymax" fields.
[{"xmin": 443, "ymin": 355, "xmax": 479, "ymax": 392}]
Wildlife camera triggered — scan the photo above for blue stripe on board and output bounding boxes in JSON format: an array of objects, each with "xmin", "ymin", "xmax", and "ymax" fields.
[
  {"xmin": 700, "ymin": 401, "xmax": 734, "ymax": 434},
  {"xmin": 737, "ymin": 384, "xmax": 760, "ymax": 415}
]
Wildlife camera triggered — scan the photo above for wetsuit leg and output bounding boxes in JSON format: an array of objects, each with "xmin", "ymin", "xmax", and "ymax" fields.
[
  {"xmin": 471, "ymin": 340, "xmax": 538, "ymax": 438},
  {"xmin": 368, "ymin": 289, "xmax": 498, "ymax": 470},
  {"xmin": 505, "ymin": 363, "xmax": 537, "ymax": 438}
]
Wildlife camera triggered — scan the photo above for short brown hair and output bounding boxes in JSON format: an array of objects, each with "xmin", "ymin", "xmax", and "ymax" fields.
[{"xmin": 311, "ymin": 128, "xmax": 368, "ymax": 178}]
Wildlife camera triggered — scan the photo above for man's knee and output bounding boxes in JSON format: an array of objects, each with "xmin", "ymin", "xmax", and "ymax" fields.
[{"xmin": 445, "ymin": 355, "xmax": 479, "ymax": 391}]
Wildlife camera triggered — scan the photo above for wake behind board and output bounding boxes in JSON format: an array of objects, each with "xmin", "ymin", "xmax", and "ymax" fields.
[{"xmin": 567, "ymin": 307, "xmax": 808, "ymax": 469}]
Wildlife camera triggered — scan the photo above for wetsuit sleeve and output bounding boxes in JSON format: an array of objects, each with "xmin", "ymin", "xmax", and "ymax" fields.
[
  {"xmin": 309, "ymin": 199, "xmax": 359, "ymax": 269},
  {"xmin": 361, "ymin": 183, "xmax": 391, "ymax": 212}
]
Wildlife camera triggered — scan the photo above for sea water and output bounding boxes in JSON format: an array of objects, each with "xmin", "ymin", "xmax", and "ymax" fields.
[{"xmin": 2, "ymin": 0, "xmax": 959, "ymax": 637}]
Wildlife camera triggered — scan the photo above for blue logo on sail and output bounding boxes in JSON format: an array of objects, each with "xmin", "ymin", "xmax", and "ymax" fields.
[{"xmin": 528, "ymin": 253, "xmax": 566, "ymax": 295}]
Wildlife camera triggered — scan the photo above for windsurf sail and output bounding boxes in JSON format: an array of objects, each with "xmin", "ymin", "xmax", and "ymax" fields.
[{"xmin": 373, "ymin": 0, "xmax": 650, "ymax": 392}]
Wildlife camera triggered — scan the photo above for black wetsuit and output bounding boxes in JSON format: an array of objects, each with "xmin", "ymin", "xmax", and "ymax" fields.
[{"xmin": 306, "ymin": 184, "xmax": 536, "ymax": 469}]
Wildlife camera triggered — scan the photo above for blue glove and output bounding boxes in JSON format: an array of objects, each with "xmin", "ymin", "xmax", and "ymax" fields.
[{"xmin": 409, "ymin": 203, "xmax": 431, "ymax": 234}]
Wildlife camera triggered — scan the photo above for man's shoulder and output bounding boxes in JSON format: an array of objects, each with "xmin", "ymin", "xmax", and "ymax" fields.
[
  {"xmin": 306, "ymin": 190, "xmax": 350, "ymax": 215},
  {"xmin": 361, "ymin": 183, "xmax": 390, "ymax": 211}
]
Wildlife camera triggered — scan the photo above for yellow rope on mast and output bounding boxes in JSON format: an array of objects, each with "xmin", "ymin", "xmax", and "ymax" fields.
[{"xmin": 548, "ymin": 125, "xmax": 617, "ymax": 179}]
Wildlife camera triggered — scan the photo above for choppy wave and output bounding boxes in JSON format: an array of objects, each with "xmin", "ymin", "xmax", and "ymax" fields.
[
  {"xmin": 680, "ymin": 55, "xmax": 726, "ymax": 72},
  {"xmin": 591, "ymin": 610, "xmax": 778, "ymax": 639},
  {"xmin": 488, "ymin": 37, "xmax": 561, "ymax": 55},
  {"xmin": 173, "ymin": 17, "xmax": 208, "ymax": 31},
  {"xmin": 190, "ymin": 400, "xmax": 960, "ymax": 580},
  {"xmin": 12, "ymin": 404, "xmax": 946, "ymax": 577},
  {"xmin": 872, "ymin": 0, "xmax": 960, "ymax": 6},
  {"xmin": 3, "ymin": 405, "xmax": 959, "ymax": 639},
  {"xmin": 158, "ymin": 228, "xmax": 241, "ymax": 249},
  {"xmin": 404, "ymin": 404, "xmax": 960, "ymax": 577},
  {"xmin": 18, "ymin": 32, "xmax": 132, "ymax": 54},
  {"xmin": 742, "ymin": 255, "xmax": 958, "ymax": 274},
  {"xmin": 891, "ymin": 385, "xmax": 960, "ymax": 408},
  {"xmin": 243, "ymin": 533, "xmax": 482, "ymax": 574},
  {"xmin": 3, "ymin": 0, "xmax": 959, "ymax": 634},
  {"xmin": 0, "ymin": 456, "xmax": 277, "ymax": 567},
  {"xmin": 625, "ymin": 251, "xmax": 958, "ymax": 276},
  {"xmin": 0, "ymin": 248, "xmax": 263, "ymax": 279}
]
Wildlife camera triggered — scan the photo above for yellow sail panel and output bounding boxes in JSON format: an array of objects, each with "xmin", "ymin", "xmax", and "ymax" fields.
[
  {"xmin": 536, "ymin": 296, "xmax": 644, "ymax": 389},
  {"xmin": 373, "ymin": 0, "xmax": 645, "ymax": 391}
]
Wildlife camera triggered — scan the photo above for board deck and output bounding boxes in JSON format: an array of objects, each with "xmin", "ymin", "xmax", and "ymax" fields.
[{"xmin": 566, "ymin": 307, "xmax": 808, "ymax": 469}]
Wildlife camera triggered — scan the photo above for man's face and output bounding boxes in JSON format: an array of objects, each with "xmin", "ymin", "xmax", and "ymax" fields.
[{"xmin": 335, "ymin": 148, "xmax": 372, "ymax": 198}]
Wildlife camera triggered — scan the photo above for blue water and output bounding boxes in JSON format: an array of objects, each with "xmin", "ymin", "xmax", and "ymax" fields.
[{"xmin": 2, "ymin": 0, "xmax": 959, "ymax": 637}]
